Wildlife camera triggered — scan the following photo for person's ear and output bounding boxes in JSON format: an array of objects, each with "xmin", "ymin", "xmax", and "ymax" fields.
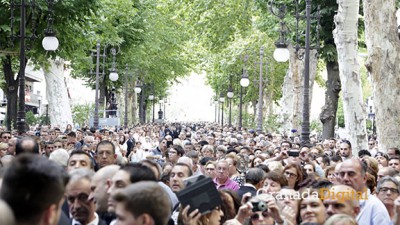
[
  {"xmin": 138, "ymin": 213, "xmax": 154, "ymax": 225},
  {"xmin": 114, "ymin": 154, "xmax": 117, "ymax": 159},
  {"xmin": 42, "ymin": 202, "xmax": 60, "ymax": 225}
]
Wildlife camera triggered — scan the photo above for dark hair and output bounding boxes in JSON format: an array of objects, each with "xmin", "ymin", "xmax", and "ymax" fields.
[
  {"xmin": 280, "ymin": 140, "xmax": 292, "ymax": 148},
  {"xmin": 96, "ymin": 140, "xmax": 116, "ymax": 154},
  {"xmin": 68, "ymin": 150, "xmax": 94, "ymax": 169},
  {"xmin": 341, "ymin": 140, "xmax": 352, "ymax": 149},
  {"xmin": 121, "ymin": 163, "xmax": 157, "ymax": 183},
  {"xmin": 358, "ymin": 149, "xmax": 371, "ymax": 158},
  {"xmin": 16, "ymin": 137, "xmax": 39, "ymax": 155},
  {"xmin": 265, "ymin": 171, "xmax": 288, "ymax": 187},
  {"xmin": 388, "ymin": 147, "xmax": 400, "ymax": 156},
  {"xmin": 0, "ymin": 154, "xmax": 69, "ymax": 225},
  {"xmin": 330, "ymin": 155, "xmax": 342, "ymax": 163},
  {"xmin": 219, "ymin": 189, "xmax": 241, "ymax": 223},
  {"xmin": 171, "ymin": 145, "xmax": 184, "ymax": 157},
  {"xmin": 173, "ymin": 162, "xmax": 193, "ymax": 176},
  {"xmin": 245, "ymin": 168, "xmax": 266, "ymax": 185},
  {"xmin": 113, "ymin": 181, "xmax": 171, "ymax": 225}
]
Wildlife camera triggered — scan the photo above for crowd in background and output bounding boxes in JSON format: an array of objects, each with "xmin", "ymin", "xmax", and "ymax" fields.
[{"xmin": 0, "ymin": 122, "xmax": 399, "ymax": 225}]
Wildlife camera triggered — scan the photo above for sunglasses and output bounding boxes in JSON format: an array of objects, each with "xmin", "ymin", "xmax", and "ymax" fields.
[{"xmin": 251, "ymin": 211, "xmax": 269, "ymax": 221}]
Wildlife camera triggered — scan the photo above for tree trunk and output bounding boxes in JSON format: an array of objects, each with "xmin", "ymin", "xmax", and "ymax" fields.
[
  {"xmin": 43, "ymin": 58, "xmax": 73, "ymax": 128},
  {"xmin": 334, "ymin": 0, "xmax": 367, "ymax": 154},
  {"xmin": 320, "ymin": 61, "xmax": 341, "ymax": 140},
  {"xmin": 363, "ymin": 0, "xmax": 400, "ymax": 152},
  {"xmin": 2, "ymin": 56, "xmax": 19, "ymax": 130},
  {"xmin": 279, "ymin": 45, "xmax": 317, "ymax": 134}
]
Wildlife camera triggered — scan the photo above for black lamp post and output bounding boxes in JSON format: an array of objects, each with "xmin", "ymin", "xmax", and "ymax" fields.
[
  {"xmin": 124, "ymin": 64, "xmax": 129, "ymax": 129},
  {"xmin": 270, "ymin": 0, "xmax": 320, "ymax": 146},
  {"xmin": 91, "ymin": 44, "xmax": 119, "ymax": 129},
  {"xmin": 11, "ymin": 0, "xmax": 59, "ymax": 134},
  {"xmin": 148, "ymin": 94, "xmax": 155, "ymax": 123}
]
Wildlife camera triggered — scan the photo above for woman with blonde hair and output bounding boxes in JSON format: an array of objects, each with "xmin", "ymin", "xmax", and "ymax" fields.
[
  {"xmin": 324, "ymin": 214, "xmax": 357, "ymax": 225},
  {"xmin": 225, "ymin": 153, "xmax": 245, "ymax": 186}
]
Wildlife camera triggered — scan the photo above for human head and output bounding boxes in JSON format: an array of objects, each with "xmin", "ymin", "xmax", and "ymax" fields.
[
  {"xmin": 0, "ymin": 131, "xmax": 11, "ymax": 143},
  {"xmin": 375, "ymin": 152, "xmax": 389, "ymax": 167},
  {"xmin": 338, "ymin": 159, "xmax": 367, "ymax": 192},
  {"xmin": 263, "ymin": 171, "xmax": 287, "ymax": 195},
  {"xmin": 377, "ymin": 167, "xmax": 398, "ymax": 183},
  {"xmin": 107, "ymin": 163, "xmax": 158, "ymax": 213},
  {"xmin": 0, "ymin": 154, "xmax": 68, "ymax": 225},
  {"xmin": 96, "ymin": 140, "xmax": 117, "ymax": 168},
  {"xmin": 323, "ymin": 185, "xmax": 360, "ymax": 219},
  {"xmin": 324, "ymin": 214, "xmax": 357, "ymax": 225},
  {"xmin": 15, "ymin": 137, "xmax": 40, "ymax": 155},
  {"xmin": 205, "ymin": 161, "xmax": 217, "ymax": 179},
  {"xmin": 66, "ymin": 168, "xmax": 96, "ymax": 225},
  {"xmin": 49, "ymin": 148, "xmax": 70, "ymax": 168},
  {"xmin": 67, "ymin": 150, "xmax": 94, "ymax": 171},
  {"xmin": 339, "ymin": 140, "xmax": 352, "ymax": 158},
  {"xmin": 0, "ymin": 199, "xmax": 16, "ymax": 225},
  {"xmin": 377, "ymin": 177, "xmax": 400, "ymax": 209},
  {"xmin": 299, "ymin": 188, "xmax": 326, "ymax": 224},
  {"xmin": 216, "ymin": 160, "xmax": 230, "ymax": 181},
  {"xmin": 389, "ymin": 156, "xmax": 400, "ymax": 172},
  {"xmin": 201, "ymin": 145, "xmax": 215, "ymax": 158},
  {"xmin": 168, "ymin": 145, "xmax": 184, "ymax": 164},
  {"xmin": 387, "ymin": 147, "xmax": 400, "ymax": 158},
  {"xmin": 283, "ymin": 163, "xmax": 303, "ymax": 190},
  {"xmin": 245, "ymin": 168, "xmax": 266, "ymax": 190},
  {"xmin": 169, "ymin": 163, "xmax": 192, "ymax": 193},
  {"xmin": 0, "ymin": 142, "xmax": 8, "ymax": 158},
  {"xmin": 89, "ymin": 165, "xmax": 120, "ymax": 213},
  {"xmin": 113, "ymin": 181, "xmax": 171, "ymax": 225},
  {"xmin": 225, "ymin": 153, "xmax": 239, "ymax": 176}
]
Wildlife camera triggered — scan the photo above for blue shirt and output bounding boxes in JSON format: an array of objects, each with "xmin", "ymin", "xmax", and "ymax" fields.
[{"xmin": 357, "ymin": 189, "xmax": 391, "ymax": 225}]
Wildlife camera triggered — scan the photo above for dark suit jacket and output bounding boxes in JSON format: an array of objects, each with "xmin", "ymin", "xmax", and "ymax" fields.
[
  {"xmin": 69, "ymin": 217, "xmax": 107, "ymax": 225},
  {"xmin": 236, "ymin": 185, "xmax": 257, "ymax": 200},
  {"xmin": 126, "ymin": 138, "xmax": 135, "ymax": 156}
]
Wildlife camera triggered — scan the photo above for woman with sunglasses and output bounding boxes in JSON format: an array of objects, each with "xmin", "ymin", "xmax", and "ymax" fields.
[{"xmin": 224, "ymin": 194, "xmax": 285, "ymax": 225}]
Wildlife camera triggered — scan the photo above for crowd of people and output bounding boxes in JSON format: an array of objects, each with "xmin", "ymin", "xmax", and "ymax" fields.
[{"xmin": 0, "ymin": 122, "xmax": 400, "ymax": 225}]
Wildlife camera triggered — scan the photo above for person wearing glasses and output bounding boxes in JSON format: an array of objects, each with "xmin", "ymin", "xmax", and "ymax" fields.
[
  {"xmin": 66, "ymin": 168, "xmax": 107, "ymax": 225},
  {"xmin": 283, "ymin": 163, "xmax": 304, "ymax": 190},
  {"xmin": 0, "ymin": 131, "xmax": 11, "ymax": 144},
  {"xmin": 168, "ymin": 145, "xmax": 185, "ymax": 165},
  {"xmin": 377, "ymin": 177, "xmax": 400, "ymax": 221}
]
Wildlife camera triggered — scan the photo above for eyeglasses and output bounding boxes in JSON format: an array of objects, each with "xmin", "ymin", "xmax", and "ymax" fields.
[
  {"xmin": 251, "ymin": 211, "xmax": 269, "ymax": 220},
  {"xmin": 206, "ymin": 168, "xmax": 215, "ymax": 171},
  {"xmin": 168, "ymin": 151, "xmax": 177, "ymax": 154},
  {"xmin": 284, "ymin": 171, "xmax": 298, "ymax": 178},
  {"xmin": 379, "ymin": 187, "xmax": 399, "ymax": 194},
  {"xmin": 2, "ymin": 136, "xmax": 11, "ymax": 139}
]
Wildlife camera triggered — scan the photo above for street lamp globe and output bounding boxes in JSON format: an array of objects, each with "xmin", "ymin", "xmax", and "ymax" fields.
[
  {"xmin": 109, "ymin": 71, "xmax": 119, "ymax": 81},
  {"xmin": 273, "ymin": 47, "xmax": 290, "ymax": 62},
  {"xmin": 42, "ymin": 35, "xmax": 59, "ymax": 51},
  {"xmin": 148, "ymin": 95, "xmax": 154, "ymax": 100},
  {"xmin": 240, "ymin": 76, "xmax": 250, "ymax": 87},
  {"xmin": 134, "ymin": 86, "xmax": 142, "ymax": 94},
  {"xmin": 227, "ymin": 91, "xmax": 234, "ymax": 99},
  {"xmin": 219, "ymin": 96, "xmax": 225, "ymax": 103}
]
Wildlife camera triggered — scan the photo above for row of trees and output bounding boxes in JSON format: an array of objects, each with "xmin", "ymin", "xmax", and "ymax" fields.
[{"xmin": 0, "ymin": 0, "xmax": 399, "ymax": 153}]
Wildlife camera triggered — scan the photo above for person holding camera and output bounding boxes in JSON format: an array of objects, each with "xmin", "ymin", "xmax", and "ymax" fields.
[{"xmin": 225, "ymin": 194, "xmax": 285, "ymax": 225}]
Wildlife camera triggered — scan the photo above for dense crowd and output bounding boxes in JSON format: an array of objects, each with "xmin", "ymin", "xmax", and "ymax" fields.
[{"xmin": 0, "ymin": 122, "xmax": 399, "ymax": 225}]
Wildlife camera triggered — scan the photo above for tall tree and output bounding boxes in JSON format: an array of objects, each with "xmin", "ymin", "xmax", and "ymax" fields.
[
  {"xmin": 363, "ymin": 0, "xmax": 400, "ymax": 151},
  {"xmin": 334, "ymin": 0, "xmax": 367, "ymax": 153}
]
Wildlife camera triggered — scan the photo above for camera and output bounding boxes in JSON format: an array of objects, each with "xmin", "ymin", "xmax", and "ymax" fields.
[
  {"xmin": 288, "ymin": 150, "xmax": 300, "ymax": 157},
  {"xmin": 251, "ymin": 201, "xmax": 268, "ymax": 212}
]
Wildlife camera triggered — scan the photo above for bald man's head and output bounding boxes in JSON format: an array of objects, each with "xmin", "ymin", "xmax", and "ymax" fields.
[
  {"xmin": 323, "ymin": 184, "xmax": 360, "ymax": 219},
  {"xmin": 90, "ymin": 165, "xmax": 120, "ymax": 212}
]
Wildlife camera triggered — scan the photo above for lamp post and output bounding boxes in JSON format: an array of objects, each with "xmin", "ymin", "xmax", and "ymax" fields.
[
  {"xmin": 11, "ymin": 0, "xmax": 59, "ymax": 134},
  {"xmin": 148, "ymin": 94, "xmax": 155, "ymax": 123},
  {"xmin": 124, "ymin": 64, "xmax": 129, "ymax": 129},
  {"xmin": 134, "ymin": 79, "xmax": 142, "ymax": 124},
  {"xmin": 256, "ymin": 47, "xmax": 266, "ymax": 134},
  {"xmin": 271, "ymin": 0, "xmax": 320, "ymax": 146},
  {"xmin": 239, "ymin": 55, "xmax": 250, "ymax": 129},
  {"xmin": 214, "ymin": 98, "xmax": 218, "ymax": 123},
  {"xmin": 227, "ymin": 87, "xmax": 234, "ymax": 127},
  {"xmin": 219, "ymin": 93, "xmax": 225, "ymax": 126},
  {"xmin": 91, "ymin": 43, "xmax": 119, "ymax": 129},
  {"xmin": 37, "ymin": 95, "xmax": 42, "ymax": 116}
]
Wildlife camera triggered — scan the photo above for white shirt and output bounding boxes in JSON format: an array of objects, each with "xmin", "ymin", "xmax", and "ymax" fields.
[{"xmin": 72, "ymin": 213, "xmax": 99, "ymax": 225}]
